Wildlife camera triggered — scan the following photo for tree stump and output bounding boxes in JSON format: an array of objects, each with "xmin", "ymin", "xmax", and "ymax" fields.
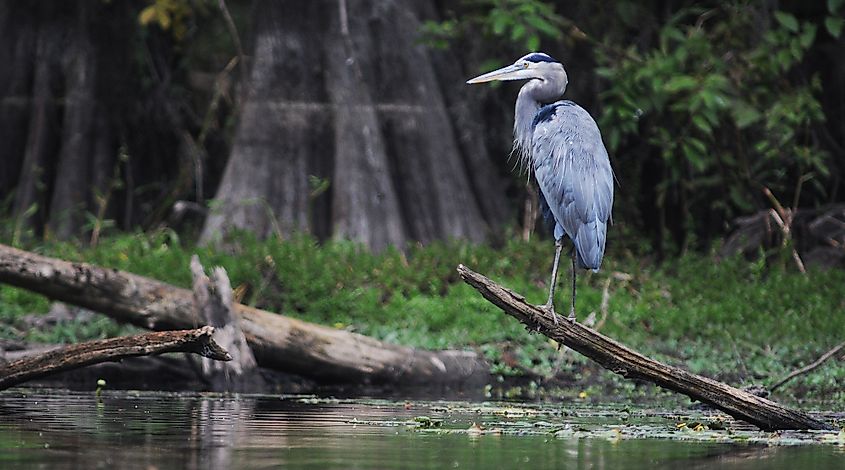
[{"xmin": 190, "ymin": 255, "xmax": 261, "ymax": 390}]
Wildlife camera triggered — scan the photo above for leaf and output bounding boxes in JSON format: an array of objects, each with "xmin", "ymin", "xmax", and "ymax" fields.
[
  {"xmin": 21, "ymin": 203, "xmax": 38, "ymax": 219},
  {"xmin": 800, "ymin": 24, "xmax": 817, "ymax": 48},
  {"xmin": 139, "ymin": 5, "xmax": 157, "ymax": 26},
  {"xmin": 595, "ymin": 67, "xmax": 614, "ymax": 79},
  {"xmin": 526, "ymin": 34, "xmax": 540, "ymax": 52},
  {"xmin": 682, "ymin": 142, "xmax": 707, "ymax": 172},
  {"xmin": 729, "ymin": 186, "xmax": 753, "ymax": 211},
  {"xmin": 664, "ymin": 76, "xmax": 697, "ymax": 93},
  {"xmin": 525, "ymin": 15, "xmax": 559, "ymax": 38},
  {"xmin": 511, "ymin": 23, "xmax": 526, "ymax": 41},
  {"xmin": 774, "ymin": 11, "xmax": 799, "ymax": 32},
  {"xmin": 688, "ymin": 137, "xmax": 707, "ymax": 155},
  {"xmin": 829, "ymin": 0, "xmax": 844, "ymax": 13},
  {"xmin": 490, "ymin": 10, "xmax": 508, "ymax": 36},
  {"xmin": 825, "ymin": 16, "xmax": 844, "ymax": 38},
  {"xmin": 733, "ymin": 101, "xmax": 762, "ymax": 128},
  {"xmin": 691, "ymin": 115, "xmax": 712, "ymax": 134},
  {"xmin": 156, "ymin": 8, "xmax": 171, "ymax": 30}
]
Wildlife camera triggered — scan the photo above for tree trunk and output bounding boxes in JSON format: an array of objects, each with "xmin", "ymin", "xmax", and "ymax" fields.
[
  {"xmin": 0, "ymin": 3, "xmax": 34, "ymax": 195},
  {"xmin": 45, "ymin": 2, "xmax": 101, "ymax": 239},
  {"xmin": 325, "ymin": 13, "xmax": 406, "ymax": 250},
  {"xmin": 0, "ymin": 1, "xmax": 194, "ymax": 239},
  {"xmin": 0, "ymin": 244, "xmax": 491, "ymax": 385},
  {"xmin": 1, "ymin": 1, "xmax": 128, "ymax": 240},
  {"xmin": 201, "ymin": 0, "xmax": 498, "ymax": 249},
  {"xmin": 201, "ymin": 0, "xmax": 326, "ymax": 242},
  {"xmin": 2, "ymin": 2, "xmax": 62, "ymax": 236}
]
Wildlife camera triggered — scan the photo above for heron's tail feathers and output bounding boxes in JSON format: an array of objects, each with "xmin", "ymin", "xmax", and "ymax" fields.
[{"xmin": 574, "ymin": 219, "xmax": 607, "ymax": 271}]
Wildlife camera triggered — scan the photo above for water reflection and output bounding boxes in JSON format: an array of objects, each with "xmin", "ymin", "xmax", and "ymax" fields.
[{"xmin": 0, "ymin": 390, "xmax": 842, "ymax": 469}]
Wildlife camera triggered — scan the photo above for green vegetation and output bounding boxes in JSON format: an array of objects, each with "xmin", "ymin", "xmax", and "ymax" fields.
[
  {"xmin": 2, "ymin": 230, "xmax": 843, "ymax": 402},
  {"xmin": 596, "ymin": 2, "xmax": 840, "ymax": 248}
]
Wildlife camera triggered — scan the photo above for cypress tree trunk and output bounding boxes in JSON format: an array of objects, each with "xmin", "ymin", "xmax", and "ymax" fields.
[
  {"xmin": 202, "ymin": 0, "xmax": 502, "ymax": 248},
  {"xmin": 45, "ymin": 2, "xmax": 100, "ymax": 239},
  {"xmin": 201, "ymin": 0, "xmax": 326, "ymax": 242},
  {"xmin": 1, "ymin": 2, "xmax": 60, "ymax": 235},
  {"xmin": 1, "ymin": 1, "xmax": 124, "ymax": 240}
]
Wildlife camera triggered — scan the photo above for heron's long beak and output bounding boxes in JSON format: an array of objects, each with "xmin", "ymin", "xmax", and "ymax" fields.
[{"xmin": 466, "ymin": 64, "xmax": 531, "ymax": 84}]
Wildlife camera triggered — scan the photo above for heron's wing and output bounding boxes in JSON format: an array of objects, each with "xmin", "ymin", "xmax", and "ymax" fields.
[{"xmin": 532, "ymin": 101, "xmax": 614, "ymax": 270}]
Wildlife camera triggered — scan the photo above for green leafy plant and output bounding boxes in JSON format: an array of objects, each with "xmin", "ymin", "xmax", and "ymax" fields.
[
  {"xmin": 421, "ymin": 0, "xmax": 565, "ymax": 54},
  {"xmin": 596, "ymin": 3, "xmax": 832, "ymax": 250}
]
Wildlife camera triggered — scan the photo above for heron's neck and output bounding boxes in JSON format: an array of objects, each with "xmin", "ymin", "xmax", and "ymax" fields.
[{"xmin": 513, "ymin": 71, "xmax": 568, "ymax": 165}]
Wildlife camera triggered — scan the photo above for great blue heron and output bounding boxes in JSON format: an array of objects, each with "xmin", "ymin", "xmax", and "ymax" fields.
[{"xmin": 467, "ymin": 52, "xmax": 614, "ymax": 323}]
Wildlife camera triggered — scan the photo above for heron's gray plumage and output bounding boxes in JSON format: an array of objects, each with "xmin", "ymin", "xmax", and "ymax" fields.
[
  {"xmin": 532, "ymin": 102, "xmax": 613, "ymax": 270},
  {"xmin": 466, "ymin": 51, "xmax": 614, "ymax": 320}
]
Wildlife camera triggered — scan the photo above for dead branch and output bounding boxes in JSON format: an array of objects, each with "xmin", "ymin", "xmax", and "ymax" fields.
[
  {"xmin": 769, "ymin": 341, "xmax": 845, "ymax": 393},
  {"xmin": 0, "ymin": 326, "xmax": 230, "ymax": 390},
  {"xmin": 457, "ymin": 264, "xmax": 832, "ymax": 431}
]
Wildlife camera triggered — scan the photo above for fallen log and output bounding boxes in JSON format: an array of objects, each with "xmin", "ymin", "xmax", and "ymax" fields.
[
  {"xmin": 0, "ymin": 244, "xmax": 489, "ymax": 384},
  {"xmin": 0, "ymin": 326, "xmax": 231, "ymax": 390},
  {"xmin": 457, "ymin": 264, "xmax": 832, "ymax": 431}
]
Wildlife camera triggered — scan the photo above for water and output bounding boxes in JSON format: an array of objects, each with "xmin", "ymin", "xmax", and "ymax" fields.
[{"xmin": 1, "ymin": 389, "xmax": 843, "ymax": 469}]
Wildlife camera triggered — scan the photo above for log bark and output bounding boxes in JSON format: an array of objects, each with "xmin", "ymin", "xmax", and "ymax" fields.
[
  {"xmin": 0, "ymin": 326, "xmax": 231, "ymax": 390},
  {"xmin": 457, "ymin": 264, "xmax": 832, "ymax": 431},
  {"xmin": 0, "ymin": 244, "xmax": 490, "ymax": 385}
]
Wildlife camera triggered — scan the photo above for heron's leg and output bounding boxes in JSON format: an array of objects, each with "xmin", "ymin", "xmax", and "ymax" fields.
[
  {"xmin": 568, "ymin": 250, "xmax": 577, "ymax": 322},
  {"xmin": 543, "ymin": 239, "xmax": 564, "ymax": 324}
]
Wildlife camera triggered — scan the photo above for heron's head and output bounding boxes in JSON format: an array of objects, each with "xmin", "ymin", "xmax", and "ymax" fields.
[{"xmin": 466, "ymin": 52, "xmax": 566, "ymax": 85}]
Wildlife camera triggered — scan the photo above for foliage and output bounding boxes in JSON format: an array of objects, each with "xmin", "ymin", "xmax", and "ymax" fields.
[
  {"xmin": 597, "ymin": 2, "xmax": 837, "ymax": 250},
  {"xmin": 2, "ymin": 230, "xmax": 844, "ymax": 400},
  {"xmin": 139, "ymin": 0, "xmax": 201, "ymax": 41},
  {"xmin": 421, "ymin": 0, "xmax": 567, "ymax": 63}
]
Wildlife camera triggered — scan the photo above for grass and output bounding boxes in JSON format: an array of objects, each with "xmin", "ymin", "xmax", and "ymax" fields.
[{"xmin": 1, "ymin": 228, "xmax": 844, "ymax": 403}]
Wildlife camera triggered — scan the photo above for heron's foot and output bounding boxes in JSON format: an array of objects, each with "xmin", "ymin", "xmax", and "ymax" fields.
[
  {"xmin": 567, "ymin": 306, "xmax": 576, "ymax": 323},
  {"xmin": 538, "ymin": 302, "xmax": 560, "ymax": 325}
]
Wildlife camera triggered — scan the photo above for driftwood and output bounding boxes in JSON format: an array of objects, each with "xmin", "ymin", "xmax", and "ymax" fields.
[
  {"xmin": 0, "ymin": 244, "xmax": 489, "ymax": 384},
  {"xmin": 0, "ymin": 326, "xmax": 231, "ymax": 390},
  {"xmin": 457, "ymin": 264, "xmax": 832, "ymax": 431}
]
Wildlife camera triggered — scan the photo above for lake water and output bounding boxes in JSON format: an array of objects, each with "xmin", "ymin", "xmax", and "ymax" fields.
[{"xmin": 1, "ymin": 389, "xmax": 843, "ymax": 469}]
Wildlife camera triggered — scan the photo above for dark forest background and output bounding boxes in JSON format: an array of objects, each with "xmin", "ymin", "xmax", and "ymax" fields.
[{"xmin": 1, "ymin": 0, "xmax": 843, "ymax": 258}]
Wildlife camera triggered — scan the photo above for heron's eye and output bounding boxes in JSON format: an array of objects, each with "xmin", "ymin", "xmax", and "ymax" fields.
[{"xmin": 523, "ymin": 62, "xmax": 530, "ymax": 69}]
